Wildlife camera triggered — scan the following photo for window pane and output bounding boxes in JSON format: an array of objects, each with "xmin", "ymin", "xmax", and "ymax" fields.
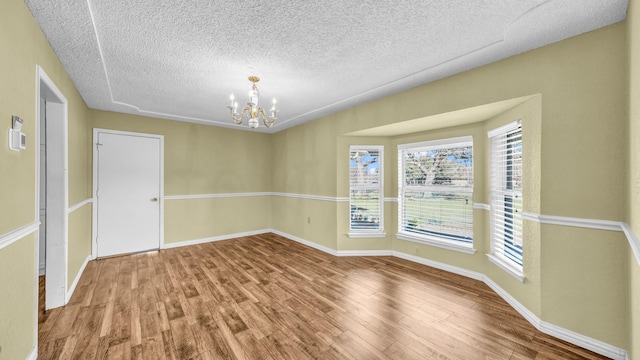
[
  {"xmin": 350, "ymin": 149, "xmax": 380, "ymax": 187},
  {"xmin": 403, "ymin": 146, "xmax": 472, "ymax": 188},
  {"xmin": 398, "ymin": 137, "xmax": 473, "ymax": 245},
  {"xmin": 349, "ymin": 146, "xmax": 383, "ymax": 233},
  {"xmin": 503, "ymin": 194, "xmax": 523, "ymax": 264},
  {"xmin": 350, "ymin": 189, "xmax": 381, "ymax": 230},
  {"xmin": 401, "ymin": 191, "xmax": 473, "ymax": 242},
  {"xmin": 490, "ymin": 123, "xmax": 523, "ymax": 267}
]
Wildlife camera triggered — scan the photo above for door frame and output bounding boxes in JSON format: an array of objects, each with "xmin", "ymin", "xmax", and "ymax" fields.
[
  {"xmin": 35, "ymin": 65, "xmax": 69, "ymax": 313},
  {"xmin": 92, "ymin": 128, "xmax": 165, "ymax": 258}
]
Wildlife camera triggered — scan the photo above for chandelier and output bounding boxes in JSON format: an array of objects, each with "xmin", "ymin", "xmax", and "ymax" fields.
[{"xmin": 227, "ymin": 76, "xmax": 277, "ymax": 129}]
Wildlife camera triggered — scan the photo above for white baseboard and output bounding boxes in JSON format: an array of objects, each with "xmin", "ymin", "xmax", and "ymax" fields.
[
  {"xmin": 269, "ymin": 229, "xmax": 339, "ymax": 256},
  {"xmin": 161, "ymin": 229, "xmax": 271, "ymax": 249},
  {"xmin": 337, "ymin": 249, "xmax": 393, "ymax": 256},
  {"xmin": 537, "ymin": 319, "xmax": 628, "ymax": 360},
  {"xmin": 483, "ymin": 275, "xmax": 628, "ymax": 360},
  {"xmin": 39, "ymin": 262, "xmax": 45, "ymax": 276},
  {"xmin": 269, "ymin": 231, "xmax": 629, "ymax": 360},
  {"xmin": 392, "ymin": 251, "xmax": 484, "ymax": 281},
  {"xmin": 66, "ymin": 255, "xmax": 92, "ymax": 303},
  {"xmin": 26, "ymin": 346, "xmax": 37, "ymax": 360}
]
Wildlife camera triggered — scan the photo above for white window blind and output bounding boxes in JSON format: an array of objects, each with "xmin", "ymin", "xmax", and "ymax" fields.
[
  {"xmin": 349, "ymin": 146, "xmax": 383, "ymax": 232},
  {"xmin": 398, "ymin": 137, "xmax": 473, "ymax": 244},
  {"xmin": 489, "ymin": 121, "xmax": 523, "ymax": 267}
]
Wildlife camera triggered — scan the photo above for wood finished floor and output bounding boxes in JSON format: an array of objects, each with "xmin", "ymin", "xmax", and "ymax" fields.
[{"xmin": 38, "ymin": 233, "xmax": 608, "ymax": 359}]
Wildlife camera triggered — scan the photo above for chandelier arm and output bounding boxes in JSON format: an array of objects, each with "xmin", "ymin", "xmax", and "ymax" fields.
[
  {"xmin": 229, "ymin": 107, "xmax": 242, "ymax": 124},
  {"xmin": 229, "ymin": 105, "xmax": 252, "ymax": 124},
  {"xmin": 258, "ymin": 107, "xmax": 276, "ymax": 128}
]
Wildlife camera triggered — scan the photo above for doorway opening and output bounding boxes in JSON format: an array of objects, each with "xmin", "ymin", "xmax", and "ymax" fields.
[{"xmin": 36, "ymin": 66, "xmax": 68, "ymax": 315}]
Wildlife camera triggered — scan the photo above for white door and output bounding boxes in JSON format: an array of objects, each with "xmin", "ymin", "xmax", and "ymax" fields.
[{"xmin": 95, "ymin": 131, "xmax": 162, "ymax": 257}]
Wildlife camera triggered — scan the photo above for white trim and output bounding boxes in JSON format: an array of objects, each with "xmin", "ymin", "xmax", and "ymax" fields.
[
  {"xmin": 520, "ymin": 212, "xmax": 640, "ymax": 266},
  {"xmin": 92, "ymin": 129, "xmax": 165, "ymax": 259},
  {"xmin": 68, "ymin": 198, "xmax": 93, "ymax": 213},
  {"xmin": 521, "ymin": 212, "xmax": 622, "ymax": 232},
  {"xmin": 66, "ymin": 255, "xmax": 92, "ymax": 302},
  {"xmin": 537, "ymin": 320, "xmax": 629, "ymax": 360},
  {"xmin": 396, "ymin": 232, "xmax": 476, "ymax": 254},
  {"xmin": 272, "ymin": 192, "xmax": 341, "ymax": 202},
  {"xmin": 26, "ymin": 347, "xmax": 37, "ymax": 360},
  {"xmin": 164, "ymin": 192, "xmax": 272, "ymax": 200},
  {"xmin": 161, "ymin": 229, "xmax": 271, "ymax": 249},
  {"xmin": 473, "ymin": 203, "xmax": 490, "ymax": 210},
  {"xmin": 487, "ymin": 253, "xmax": 525, "ymax": 282},
  {"xmin": 393, "ymin": 251, "xmax": 484, "ymax": 280},
  {"xmin": 487, "ymin": 119, "xmax": 522, "ymax": 138},
  {"xmin": 164, "ymin": 192, "xmax": 395, "ymax": 203},
  {"xmin": 349, "ymin": 145, "xmax": 383, "ymax": 152},
  {"xmin": 36, "ymin": 66, "xmax": 69, "ymax": 312},
  {"xmin": 621, "ymin": 223, "xmax": 640, "ymax": 267},
  {"xmin": 482, "ymin": 277, "xmax": 627, "ymax": 360},
  {"xmin": 347, "ymin": 232, "xmax": 387, "ymax": 238},
  {"xmin": 270, "ymin": 229, "xmax": 338, "ymax": 256},
  {"xmin": 337, "ymin": 249, "xmax": 393, "ymax": 256},
  {"xmin": 397, "ymin": 135, "xmax": 473, "ymax": 150},
  {"xmin": 0, "ymin": 222, "xmax": 40, "ymax": 251}
]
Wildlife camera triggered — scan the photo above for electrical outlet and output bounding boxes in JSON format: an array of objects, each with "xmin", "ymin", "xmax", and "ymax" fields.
[{"xmin": 307, "ymin": 217, "xmax": 311, "ymax": 224}]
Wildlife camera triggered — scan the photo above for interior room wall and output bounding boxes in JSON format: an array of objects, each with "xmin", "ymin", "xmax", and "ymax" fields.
[
  {"xmin": 0, "ymin": 0, "xmax": 91, "ymax": 358},
  {"xmin": 90, "ymin": 110, "xmax": 273, "ymax": 245},
  {"xmin": 271, "ymin": 116, "xmax": 340, "ymax": 250},
  {"xmin": 627, "ymin": 0, "xmax": 640, "ymax": 358},
  {"xmin": 271, "ymin": 21, "xmax": 629, "ymax": 351},
  {"xmin": 0, "ymin": 0, "xmax": 636, "ymax": 358}
]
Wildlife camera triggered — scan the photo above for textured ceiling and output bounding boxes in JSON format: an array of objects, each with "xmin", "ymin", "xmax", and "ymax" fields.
[{"xmin": 25, "ymin": 0, "xmax": 628, "ymax": 133}]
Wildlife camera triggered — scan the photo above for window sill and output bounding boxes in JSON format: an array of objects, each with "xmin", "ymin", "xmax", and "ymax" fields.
[
  {"xmin": 348, "ymin": 232, "xmax": 387, "ymax": 239},
  {"xmin": 396, "ymin": 232, "xmax": 476, "ymax": 254},
  {"xmin": 487, "ymin": 254, "xmax": 525, "ymax": 282}
]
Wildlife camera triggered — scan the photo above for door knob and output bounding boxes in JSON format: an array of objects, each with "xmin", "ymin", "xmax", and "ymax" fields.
[{"xmin": 151, "ymin": 197, "xmax": 158, "ymax": 202}]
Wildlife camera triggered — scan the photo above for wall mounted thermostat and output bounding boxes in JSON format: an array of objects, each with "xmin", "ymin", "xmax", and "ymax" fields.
[{"xmin": 9, "ymin": 115, "xmax": 26, "ymax": 151}]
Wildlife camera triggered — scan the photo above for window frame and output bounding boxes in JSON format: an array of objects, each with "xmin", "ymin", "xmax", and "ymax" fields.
[
  {"xmin": 348, "ymin": 145, "xmax": 385, "ymax": 238},
  {"xmin": 397, "ymin": 136, "xmax": 475, "ymax": 254},
  {"xmin": 487, "ymin": 120, "xmax": 524, "ymax": 281}
]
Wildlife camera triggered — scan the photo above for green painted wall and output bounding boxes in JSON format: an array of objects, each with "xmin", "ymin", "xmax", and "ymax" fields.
[
  {"xmin": 0, "ymin": 0, "xmax": 637, "ymax": 357},
  {"xmin": 272, "ymin": 21, "xmax": 629, "ymax": 351},
  {"xmin": 627, "ymin": 0, "xmax": 640, "ymax": 359},
  {"xmin": 90, "ymin": 110, "xmax": 273, "ymax": 245},
  {"xmin": 0, "ymin": 235, "xmax": 36, "ymax": 360},
  {"xmin": 0, "ymin": 0, "xmax": 91, "ymax": 358},
  {"xmin": 271, "ymin": 196, "xmax": 338, "ymax": 250},
  {"xmin": 68, "ymin": 205, "xmax": 92, "ymax": 289},
  {"xmin": 165, "ymin": 197, "xmax": 271, "ymax": 244}
]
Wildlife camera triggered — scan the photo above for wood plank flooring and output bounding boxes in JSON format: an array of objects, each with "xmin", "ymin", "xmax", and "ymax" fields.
[{"xmin": 38, "ymin": 233, "xmax": 608, "ymax": 359}]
